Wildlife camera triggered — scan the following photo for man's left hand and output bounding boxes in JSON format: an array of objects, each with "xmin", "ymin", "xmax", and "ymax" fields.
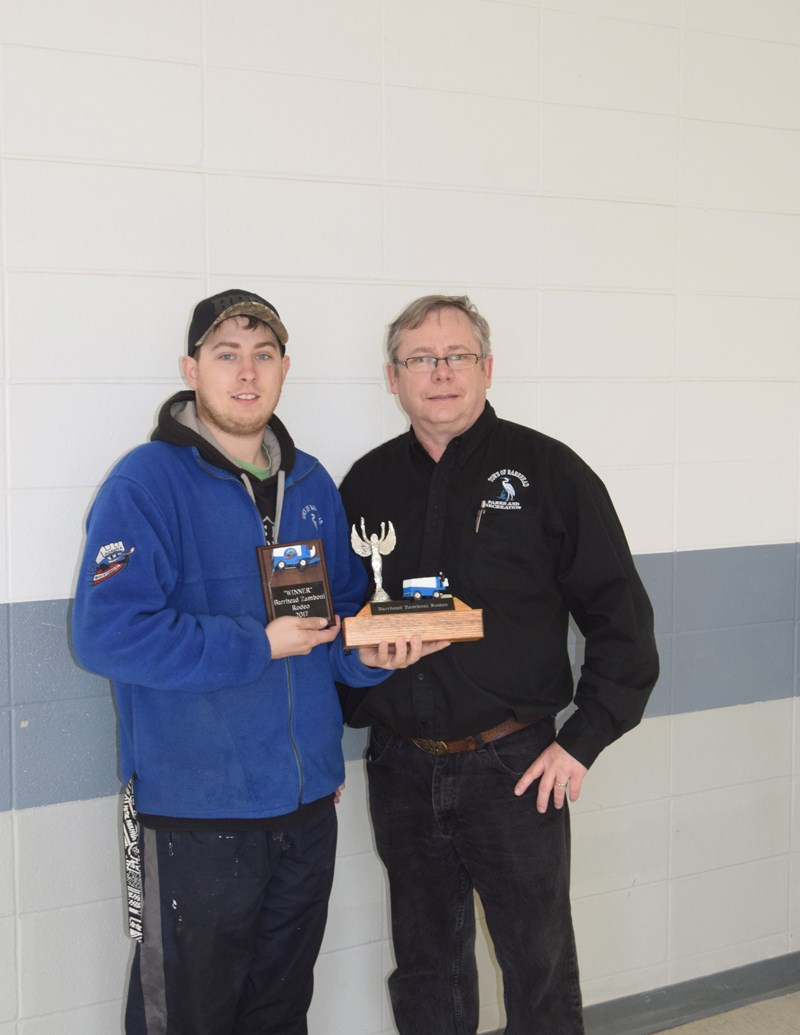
[
  {"xmin": 514, "ymin": 742, "xmax": 587, "ymax": 813},
  {"xmin": 358, "ymin": 635, "xmax": 450, "ymax": 670}
]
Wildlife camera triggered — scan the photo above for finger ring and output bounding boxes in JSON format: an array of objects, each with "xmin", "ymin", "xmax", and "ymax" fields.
[{"xmin": 555, "ymin": 780, "xmax": 568, "ymax": 789}]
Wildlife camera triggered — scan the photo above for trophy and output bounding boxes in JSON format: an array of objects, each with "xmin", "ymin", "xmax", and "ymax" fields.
[
  {"xmin": 342, "ymin": 518, "xmax": 483, "ymax": 649},
  {"xmin": 257, "ymin": 539, "xmax": 334, "ymax": 626}
]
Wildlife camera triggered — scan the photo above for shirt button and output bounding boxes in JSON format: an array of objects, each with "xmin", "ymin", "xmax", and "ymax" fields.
[{"xmin": 417, "ymin": 672, "xmax": 425, "ymax": 681}]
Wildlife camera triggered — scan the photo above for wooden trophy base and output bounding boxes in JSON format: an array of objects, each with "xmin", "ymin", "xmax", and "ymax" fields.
[{"xmin": 342, "ymin": 596, "xmax": 483, "ymax": 649}]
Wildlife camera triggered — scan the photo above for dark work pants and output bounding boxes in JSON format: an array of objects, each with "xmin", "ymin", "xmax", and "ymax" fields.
[
  {"xmin": 367, "ymin": 721, "xmax": 584, "ymax": 1035},
  {"xmin": 125, "ymin": 804, "xmax": 337, "ymax": 1035}
]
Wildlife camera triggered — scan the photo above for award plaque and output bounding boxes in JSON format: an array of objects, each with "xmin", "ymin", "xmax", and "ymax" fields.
[
  {"xmin": 257, "ymin": 539, "xmax": 334, "ymax": 626},
  {"xmin": 342, "ymin": 519, "xmax": 484, "ymax": 649}
]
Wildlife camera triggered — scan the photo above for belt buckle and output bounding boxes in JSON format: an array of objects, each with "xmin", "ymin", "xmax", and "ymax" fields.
[{"xmin": 410, "ymin": 737, "xmax": 449, "ymax": 756}]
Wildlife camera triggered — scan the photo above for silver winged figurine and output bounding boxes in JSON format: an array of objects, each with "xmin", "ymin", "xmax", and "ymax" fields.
[{"xmin": 350, "ymin": 518, "xmax": 396, "ymax": 602}]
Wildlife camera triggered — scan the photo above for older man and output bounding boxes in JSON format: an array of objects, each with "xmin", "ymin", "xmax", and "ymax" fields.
[{"xmin": 339, "ymin": 295, "xmax": 659, "ymax": 1034}]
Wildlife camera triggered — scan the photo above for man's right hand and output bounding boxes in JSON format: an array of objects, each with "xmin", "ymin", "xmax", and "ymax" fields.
[{"xmin": 266, "ymin": 615, "xmax": 341, "ymax": 659}]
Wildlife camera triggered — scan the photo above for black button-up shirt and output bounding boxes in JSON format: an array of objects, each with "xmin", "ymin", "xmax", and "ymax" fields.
[{"xmin": 339, "ymin": 404, "xmax": 658, "ymax": 768}]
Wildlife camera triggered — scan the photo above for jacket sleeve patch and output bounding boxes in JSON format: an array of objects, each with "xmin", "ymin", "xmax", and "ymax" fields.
[{"xmin": 90, "ymin": 541, "xmax": 136, "ymax": 586}]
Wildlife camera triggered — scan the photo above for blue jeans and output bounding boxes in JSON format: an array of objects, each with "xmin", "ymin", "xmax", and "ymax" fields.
[{"xmin": 367, "ymin": 721, "xmax": 584, "ymax": 1035}]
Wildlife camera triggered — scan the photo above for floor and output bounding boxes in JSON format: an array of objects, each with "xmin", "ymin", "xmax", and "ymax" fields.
[{"xmin": 656, "ymin": 990, "xmax": 800, "ymax": 1034}]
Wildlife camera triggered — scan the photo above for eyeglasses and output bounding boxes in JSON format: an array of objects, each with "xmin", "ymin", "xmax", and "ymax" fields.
[{"xmin": 392, "ymin": 353, "xmax": 484, "ymax": 372}]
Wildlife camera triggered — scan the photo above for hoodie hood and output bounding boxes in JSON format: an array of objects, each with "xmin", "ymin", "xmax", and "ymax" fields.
[{"xmin": 151, "ymin": 390, "xmax": 297, "ymax": 542}]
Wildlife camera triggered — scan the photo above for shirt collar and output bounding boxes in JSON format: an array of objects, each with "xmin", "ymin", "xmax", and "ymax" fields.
[{"xmin": 409, "ymin": 402, "xmax": 497, "ymax": 467}]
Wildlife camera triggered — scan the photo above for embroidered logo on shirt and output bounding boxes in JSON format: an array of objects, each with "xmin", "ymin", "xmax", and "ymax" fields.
[
  {"xmin": 485, "ymin": 469, "xmax": 530, "ymax": 511},
  {"xmin": 301, "ymin": 504, "xmax": 323, "ymax": 531},
  {"xmin": 90, "ymin": 541, "xmax": 135, "ymax": 585}
]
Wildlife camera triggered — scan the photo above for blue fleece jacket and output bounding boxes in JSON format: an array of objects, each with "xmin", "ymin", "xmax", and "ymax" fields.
[{"xmin": 72, "ymin": 439, "xmax": 381, "ymax": 820}]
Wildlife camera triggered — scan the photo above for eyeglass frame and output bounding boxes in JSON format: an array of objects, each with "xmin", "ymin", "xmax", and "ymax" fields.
[{"xmin": 390, "ymin": 352, "xmax": 486, "ymax": 372}]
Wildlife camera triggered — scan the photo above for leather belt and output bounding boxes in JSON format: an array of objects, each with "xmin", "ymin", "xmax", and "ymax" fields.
[{"xmin": 408, "ymin": 717, "xmax": 534, "ymax": 756}]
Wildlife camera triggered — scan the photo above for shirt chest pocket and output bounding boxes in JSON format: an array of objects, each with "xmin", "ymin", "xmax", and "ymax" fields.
[{"xmin": 458, "ymin": 502, "xmax": 558, "ymax": 595}]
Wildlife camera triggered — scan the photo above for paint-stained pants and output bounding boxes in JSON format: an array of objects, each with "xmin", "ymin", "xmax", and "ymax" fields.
[{"xmin": 125, "ymin": 805, "xmax": 337, "ymax": 1035}]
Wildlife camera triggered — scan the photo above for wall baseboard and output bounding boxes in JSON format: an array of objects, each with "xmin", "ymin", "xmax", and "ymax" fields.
[
  {"xmin": 584, "ymin": 952, "xmax": 800, "ymax": 1035},
  {"xmin": 483, "ymin": 952, "xmax": 800, "ymax": 1035}
]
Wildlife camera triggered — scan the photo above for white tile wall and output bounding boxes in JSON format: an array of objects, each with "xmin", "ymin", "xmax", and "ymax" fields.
[
  {"xmin": 598, "ymin": 465, "xmax": 675, "ymax": 555},
  {"xmin": 19, "ymin": 1001, "xmax": 125, "ymax": 1035},
  {"xmin": 277, "ymin": 383, "xmax": 387, "ymax": 483},
  {"xmin": 543, "ymin": 0, "xmax": 681, "ymax": 26},
  {"xmin": 675, "ymin": 382, "xmax": 799, "ymax": 465},
  {"xmin": 0, "ymin": 917, "xmax": 17, "ymax": 1022},
  {"xmin": 670, "ymin": 856, "xmax": 790, "ymax": 960},
  {"xmin": 9, "ymin": 488, "xmax": 98, "ymax": 602},
  {"xmin": 539, "ymin": 380, "xmax": 674, "ymax": 469},
  {"xmin": 671, "ymin": 699, "xmax": 793, "ymax": 794},
  {"xmin": 681, "ymin": 30, "xmax": 800, "ymax": 129},
  {"xmin": 385, "ymin": 88, "xmax": 538, "ymax": 192},
  {"xmin": 670, "ymin": 778, "xmax": 792, "ymax": 877},
  {"xmin": 383, "ymin": 188, "xmax": 539, "ymax": 286},
  {"xmin": 541, "ymin": 10, "xmax": 680, "ymax": 113},
  {"xmin": 676, "ymin": 295, "xmax": 800, "ymax": 381},
  {"xmin": 6, "ymin": 272, "xmax": 203, "ymax": 383},
  {"xmin": 577, "ymin": 715, "xmax": 671, "ymax": 810},
  {"xmin": 15, "ymin": 797, "xmax": 122, "ymax": 914},
  {"xmin": 678, "ymin": 209, "xmax": 800, "ymax": 297},
  {"xmin": 9, "ymin": 383, "xmax": 175, "ymax": 490},
  {"xmin": 205, "ymin": 69, "xmax": 383, "ymax": 180},
  {"xmin": 206, "ymin": 176, "xmax": 383, "ymax": 280},
  {"xmin": 3, "ymin": 161, "xmax": 205, "ymax": 273},
  {"xmin": 1, "ymin": 47, "xmax": 202, "ymax": 165},
  {"xmin": 384, "ymin": 0, "xmax": 539, "ymax": 97},
  {"xmin": 541, "ymin": 105, "xmax": 678, "ymax": 203},
  {"xmin": 684, "ymin": 0, "xmax": 800, "ymax": 46},
  {"xmin": 308, "ymin": 942, "xmax": 388, "ymax": 1035},
  {"xmin": 18, "ymin": 898, "xmax": 131, "ymax": 1017},
  {"xmin": 489, "ymin": 379, "xmax": 540, "ymax": 433},
  {"xmin": 0, "ymin": 0, "xmax": 202, "ymax": 60},
  {"xmin": 676, "ymin": 461, "xmax": 798, "ymax": 551},
  {"xmin": 0, "ymin": 814, "xmax": 13, "ymax": 919},
  {"xmin": 572, "ymin": 799, "xmax": 670, "ymax": 898},
  {"xmin": 574, "ymin": 882, "xmax": 669, "ymax": 980},
  {"xmin": 680, "ymin": 120, "xmax": 800, "ymax": 213},
  {"xmin": 540, "ymin": 290, "xmax": 675, "ymax": 380},
  {"xmin": 1, "ymin": 1, "xmax": 799, "ymax": 1031},
  {"xmin": 205, "ymin": 0, "xmax": 382, "ymax": 81},
  {"xmin": 541, "ymin": 198, "xmax": 677, "ymax": 291},
  {"xmin": 668, "ymin": 932, "xmax": 791, "ymax": 988}
]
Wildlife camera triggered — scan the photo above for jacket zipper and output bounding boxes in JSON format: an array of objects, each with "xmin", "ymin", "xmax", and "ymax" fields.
[{"xmin": 196, "ymin": 452, "xmax": 306, "ymax": 807}]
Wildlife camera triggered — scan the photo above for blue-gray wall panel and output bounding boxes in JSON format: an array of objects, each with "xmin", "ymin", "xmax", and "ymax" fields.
[
  {"xmin": 796, "ymin": 543, "xmax": 799, "ymax": 694},
  {"xmin": 673, "ymin": 621, "xmax": 795, "ymax": 714},
  {"xmin": 342, "ymin": 724, "xmax": 368, "ymax": 761},
  {"xmin": 0, "ymin": 708, "xmax": 10, "ymax": 812},
  {"xmin": 635, "ymin": 553, "xmax": 674, "ymax": 634},
  {"xmin": 675, "ymin": 544, "xmax": 796, "ymax": 632},
  {"xmin": 11, "ymin": 599, "xmax": 108, "ymax": 705},
  {"xmin": 646, "ymin": 633, "xmax": 672, "ymax": 719},
  {"xmin": 1, "ymin": 543, "xmax": 797, "ymax": 811},
  {"xmin": 12, "ymin": 696, "xmax": 120, "ymax": 810}
]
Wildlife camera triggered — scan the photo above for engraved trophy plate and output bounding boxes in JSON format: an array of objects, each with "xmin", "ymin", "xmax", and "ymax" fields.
[
  {"xmin": 342, "ymin": 519, "xmax": 483, "ymax": 648},
  {"xmin": 257, "ymin": 539, "xmax": 334, "ymax": 626}
]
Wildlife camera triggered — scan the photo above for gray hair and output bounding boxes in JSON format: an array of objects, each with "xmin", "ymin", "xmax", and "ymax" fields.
[{"xmin": 385, "ymin": 295, "xmax": 492, "ymax": 362}]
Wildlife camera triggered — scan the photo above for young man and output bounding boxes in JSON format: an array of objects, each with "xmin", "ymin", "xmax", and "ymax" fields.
[
  {"xmin": 72, "ymin": 289, "xmax": 435, "ymax": 1035},
  {"xmin": 338, "ymin": 295, "xmax": 659, "ymax": 1035}
]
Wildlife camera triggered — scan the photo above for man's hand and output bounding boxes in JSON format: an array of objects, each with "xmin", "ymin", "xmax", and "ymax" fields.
[
  {"xmin": 266, "ymin": 615, "xmax": 341, "ymax": 660},
  {"xmin": 358, "ymin": 635, "xmax": 450, "ymax": 671},
  {"xmin": 514, "ymin": 741, "xmax": 587, "ymax": 813}
]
